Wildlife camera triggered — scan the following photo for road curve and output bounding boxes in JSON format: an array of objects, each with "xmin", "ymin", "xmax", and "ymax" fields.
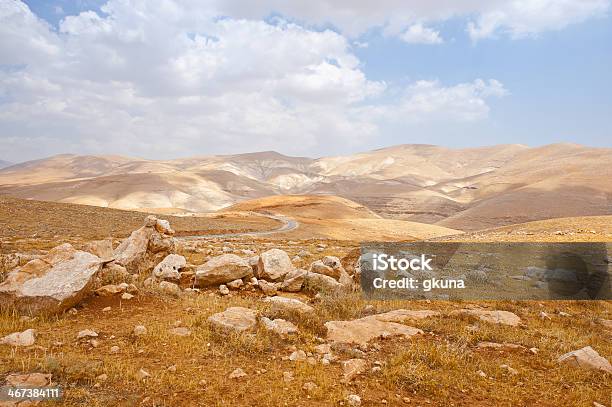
[{"xmin": 178, "ymin": 213, "xmax": 298, "ymax": 239}]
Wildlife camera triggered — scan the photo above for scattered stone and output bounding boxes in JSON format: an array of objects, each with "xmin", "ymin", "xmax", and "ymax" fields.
[
  {"xmin": 477, "ymin": 342, "xmax": 526, "ymax": 352},
  {"xmin": 303, "ymin": 271, "xmax": 343, "ymax": 292},
  {"xmin": 195, "ymin": 254, "xmax": 253, "ymax": 287},
  {"xmin": 153, "ymin": 254, "xmax": 185, "ymax": 281},
  {"xmin": 347, "ymin": 394, "xmax": 361, "ymax": 406},
  {"xmin": 314, "ymin": 344, "xmax": 331, "ymax": 354},
  {"xmin": 110, "ymin": 345, "xmax": 120, "ymax": 354},
  {"xmin": 342, "ymin": 358, "xmax": 367, "ymax": 382},
  {"xmin": 259, "ymin": 280, "xmax": 280, "ymax": 296},
  {"xmin": 260, "ymin": 317, "xmax": 298, "ymax": 337},
  {"xmin": 558, "ymin": 346, "xmax": 612, "ymax": 373},
  {"xmin": 325, "ymin": 316, "xmax": 423, "ymax": 346},
  {"xmin": 133, "ymin": 325, "xmax": 147, "ymax": 336},
  {"xmin": 219, "ymin": 284, "xmax": 230, "ymax": 296},
  {"xmin": 454, "ymin": 309, "xmax": 522, "ymax": 326},
  {"xmin": 0, "ymin": 329, "xmax": 37, "ymax": 346},
  {"xmin": 96, "ymin": 373, "xmax": 108, "ymax": 382},
  {"xmin": 155, "ymin": 219, "xmax": 175, "ymax": 235},
  {"xmin": 121, "ymin": 292, "xmax": 134, "ymax": 300},
  {"xmin": 372, "ymin": 309, "xmax": 440, "ymax": 323},
  {"xmin": 227, "ymin": 279, "xmax": 244, "ymax": 289},
  {"xmin": 309, "ymin": 260, "xmax": 339, "ymax": 279},
  {"xmin": 265, "ymin": 296, "xmax": 315, "ymax": 316},
  {"xmin": 257, "ymin": 249, "xmax": 293, "ymax": 281},
  {"xmin": 229, "ymin": 368, "xmax": 247, "ymax": 379},
  {"xmin": 137, "ymin": 368, "xmax": 150, "ymax": 381},
  {"xmin": 83, "ymin": 239, "xmax": 114, "ymax": 262},
  {"xmin": 500, "ymin": 364, "xmax": 519, "ymax": 375},
  {"xmin": 529, "ymin": 347, "xmax": 539, "ymax": 355},
  {"xmin": 158, "ymin": 281, "xmax": 181, "ymax": 297},
  {"xmin": 0, "ymin": 243, "xmax": 103, "ymax": 315},
  {"xmin": 289, "ymin": 350, "xmax": 307, "ymax": 361},
  {"xmin": 302, "ymin": 382, "xmax": 318, "ymax": 392},
  {"xmin": 5, "ymin": 373, "xmax": 52, "ymax": 387},
  {"xmin": 208, "ymin": 307, "xmax": 258, "ymax": 334},
  {"xmin": 477, "ymin": 370, "xmax": 487, "ymax": 378},
  {"xmin": 77, "ymin": 329, "xmax": 98, "ymax": 339},
  {"xmin": 168, "ymin": 327, "xmax": 192, "ymax": 337},
  {"xmin": 167, "ymin": 365, "xmax": 177, "ymax": 372},
  {"xmin": 280, "ymin": 268, "xmax": 306, "ymax": 292},
  {"xmin": 95, "ymin": 284, "xmax": 124, "ymax": 296},
  {"xmin": 283, "ymin": 371, "xmax": 294, "ymax": 382},
  {"xmin": 102, "ymin": 306, "xmax": 111, "ymax": 312},
  {"xmin": 539, "ymin": 311, "xmax": 551, "ymax": 320}
]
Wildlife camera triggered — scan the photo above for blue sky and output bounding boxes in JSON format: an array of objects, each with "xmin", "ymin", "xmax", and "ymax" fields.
[{"xmin": 1, "ymin": 0, "xmax": 611, "ymax": 161}]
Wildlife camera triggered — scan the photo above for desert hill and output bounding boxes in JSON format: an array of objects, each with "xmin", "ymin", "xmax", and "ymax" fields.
[
  {"xmin": 0, "ymin": 143, "xmax": 610, "ymax": 229},
  {"xmin": 226, "ymin": 195, "xmax": 461, "ymax": 241},
  {"xmin": 0, "ymin": 160, "xmax": 12, "ymax": 169}
]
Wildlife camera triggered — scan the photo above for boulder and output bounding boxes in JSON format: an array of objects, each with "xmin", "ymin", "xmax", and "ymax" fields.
[
  {"xmin": 5, "ymin": 373, "xmax": 52, "ymax": 387},
  {"xmin": 325, "ymin": 316, "xmax": 423, "ymax": 346},
  {"xmin": 153, "ymin": 254, "xmax": 186, "ymax": 281},
  {"xmin": 304, "ymin": 271, "xmax": 343, "ymax": 292},
  {"xmin": 159, "ymin": 281, "xmax": 181, "ymax": 297},
  {"xmin": 309, "ymin": 260, "xmax": 339, "ymax": 279},
  {"xmin": 208, "ymin": 307, "xmax": 258, "ymax": 334},
  {"xmin": 372, "ymin": 309, "xmax": 440, "ymax": 323},
  {"xmin": 97, "ymin": 262, "xmax": 131, "ymax": 285},
  {"xmin": 257, "ymin": 249, "xmax": 293, "ymax": 281},
  {"xmin": 453, "ymin": 309, "xmax": 522, "ymax": 327},
  {"xmin": 558, "ymin": 346, "xmax": 612, "ymax": 373},
  {"xmin": 95, "ymin": 284, "xmax": 124, "ymax": 296},
  {"xmin": 83, "ymin": 239, "xmax": 114, "ymax": 262},
  {"xmin": 322, "ymin": 256, "xmax": 342, "ymax": 270},
  {"xmin": 155, "ymin": 219, "xmax": 175, "ymax": 235},
  {"xmin": 280, "ymin": 269, "xmax": 306, "ymax": 292},
  {"xmin": 195, "ymin": 254, "xmax": 252, "ymax": 287},
  {"xmin": 259, "ymin": 280, "xmax": 280, "ymax": 296},
  {"xmin": 0, "ymin": 243, "xmax": 102, "ymax": 315},
  {"xmin": 0, "ymin": 329, "xmax": 36, "ymax": 346},
  {"xmin": 265, "ymin": 296, "xmax": 315, "ymax": 316},
  {"xmin": 260, "ymin": 317, "xmax": 299, "ymax": 337}
]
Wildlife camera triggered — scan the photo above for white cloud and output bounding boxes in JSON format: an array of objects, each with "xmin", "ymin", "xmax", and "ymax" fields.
[
  {"xmin": 1, "ymin": 0, "xmax": 513, "ymax": 161},
  {"xmin": 400, "ymin": 23, "xmax": 443, "ymax": 44}
]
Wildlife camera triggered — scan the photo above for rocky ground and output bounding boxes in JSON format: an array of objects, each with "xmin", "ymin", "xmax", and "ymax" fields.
[{"xmin": 0, "ymin": 214, "xmax": 611, "ymax": 406}]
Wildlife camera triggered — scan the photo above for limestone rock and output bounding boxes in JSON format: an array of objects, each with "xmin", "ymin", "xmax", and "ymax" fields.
[
  {"xmin": 195, "ymin": 254, "xmax": 252, "ymax": 287},
  {"xmin": 303, "ymin": 271, "xmax": 342, "ymax": 292},
  {"xmin": 113, "ymin": 225, "xmax": 155, "ymax": 272},
  {"xmin": 159, "ymin": 281, "xmax": 181, "ymax": 297},
  {"xmin": 229, "ymin": 368, "xmax": 247, "ymax": 379},
  {"xmin": 133, "ymin": 325, "xmax": 147, "ymax": 336},
  {"xmin": 0, "ymin": 329, "xmax": 36, "ymax": 346},
  {"xmin": 227, "ymin": 279, "xmax": 244, "ymax": 289},
  {"xmin": 309, "ymin": 260, "xmax": 338, "ymax": 279},
  {"xmin": 155, "ymin": 219, "xmax": 175, "ymax": 235},
  {"xmin": 219, "ymin": 285, "xmax": 230, "ymax": 295},
  {"xmin": 372, "ymin": 309, "xmax": 440, "ymax": 323},
  {"xmin": 259, "ymin": 280, "xmax": 280, "ymax": 296},
  {"xmin": 0, "ymin": 243, "xmax": 102, "ymax": 315},
  {"xmin": 260, "ymin": 317, "xmax": 298, "ymax": 337},
  {"xmin": 153, "ymin": 254, "xmax": 186, "ymax": 281},
  {"xmin": 77, "ymin": 329, "xmax": 98, "ymax": 339},
  {"xmin": 347, "ymin": 394, "xmax": 362, "ymax": 406},
  {"xmin": 257, "ymin": 249, "xmax": 293, "ymax": 281},
  {"xmin": 265, "ymin": 296, "xmax": 315, "ymax": 316},
  {"xmin": 83, "ymin": 239, "xmax": 114, "ymax": 262},
  {"xmin": 168, "ymin": 327, "xmax": 192, "ymax": 337},
  {"xmin": 558, "ymin": 346, "xmax": 612, "ymax": 373},
  {"xmin": 342, "ymin": 358, "xmax": 367, "ymax": 382},
  {"xmin": 208, "ymin": 307, "xmax": 258, "ymax": 334},
  {"xmin": 280, "ymin": 268, "xmax": 306, "ymax": 292},
  {"xmin": 325, "ymin": 316, "xmax": 423, "ymax": 346},
  {"xmin": 454, "ymin": 309, "xmax": 522, "ymax": 327},
  {"xmin": 5, "ymin": 373, "xmax": 51, "ymax": 387},
  {"xmin": 95, "ymin": 284, "xmax": 124, "ymax": 297}
]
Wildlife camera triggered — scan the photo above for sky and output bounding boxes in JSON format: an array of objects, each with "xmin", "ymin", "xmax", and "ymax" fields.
[{"xmin": 1, "ymin": 0, "xmax": 611, "ymax": 162}]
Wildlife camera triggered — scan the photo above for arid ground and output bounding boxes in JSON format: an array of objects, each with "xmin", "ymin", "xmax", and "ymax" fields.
[{"xmin": 0, "ymin": 194, "xmax": 610, "ymax": 407}]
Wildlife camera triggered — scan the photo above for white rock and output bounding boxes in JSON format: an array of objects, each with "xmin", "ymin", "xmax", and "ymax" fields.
[
  {"xmin": 260, "ymin": 317, "xmax": 299, "ymax": 337},
  {"xmin": 347, "ymin": 394, "xmax": 362, "ymax": 406},
  {"xmin": 228, "ymin": 368, "xmax": 247, "ymax": 379},
  {"xmin": 208, "ymin": 307, "xmax": 258, "ymax": 334},
  {"xmin": 0, "ymin": 243, "xmax": 102, "ymax": 315},
  {"xmin": 159, "ymin": 281, "xmax": 181, "ymax": 297},
  {"xmin": 195, "ymin": 254, "xmax": 253, "ymax": 287},
  {"xmin": 0, "ymin": 329, "xmax": 37, "ymax": 346},
  {"xmin": 153, "ymin": 254, "xmax": 185, "ymax": 281},
  {"xmin": 219, "ymin": 284, "xmax": 230, "ymax": 296},
  {"xmin": 77, "ymin": 329, "xmax": 98, "ymax": 339},
  {"xmin": 133, "ymin": 325, "xmax": 147, "ymax": 336},
  {"xmin": 558, "ymin": 346, "xmax": 612, "ymax": 373},
  {"xmin": 265, "ymin": 296, "xmax": 314, "ymax": 316},
  {"xmin": 257, "ymin": 249, "xmax": 293, "ymax": 281}
]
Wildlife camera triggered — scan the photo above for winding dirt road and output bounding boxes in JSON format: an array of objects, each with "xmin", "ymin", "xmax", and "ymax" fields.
[{"xmin": 179, "ymin": 213, "xmax": 298, "ymax": 239}]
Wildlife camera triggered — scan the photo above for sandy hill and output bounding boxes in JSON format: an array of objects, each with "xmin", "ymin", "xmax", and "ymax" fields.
[
  {"xmin": 0, "ymin": 144, "xmax": 610, "ymax": 230},
  {"xmin": 0, "ymin": 160, "xmax": 12, "ymax": 169},
  {"xmin": 225, "ymin": 195, "xmax": 461, "ymax": 241}
]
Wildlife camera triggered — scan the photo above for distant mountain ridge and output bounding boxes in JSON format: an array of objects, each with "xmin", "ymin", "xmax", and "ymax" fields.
[
  {"xmin": 0, "ymin": 143, "xmax": 610, "ymax": 230},
  {"xmin": 0, "ymin": 160, "xmax": 13, "ymax": 169}
]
